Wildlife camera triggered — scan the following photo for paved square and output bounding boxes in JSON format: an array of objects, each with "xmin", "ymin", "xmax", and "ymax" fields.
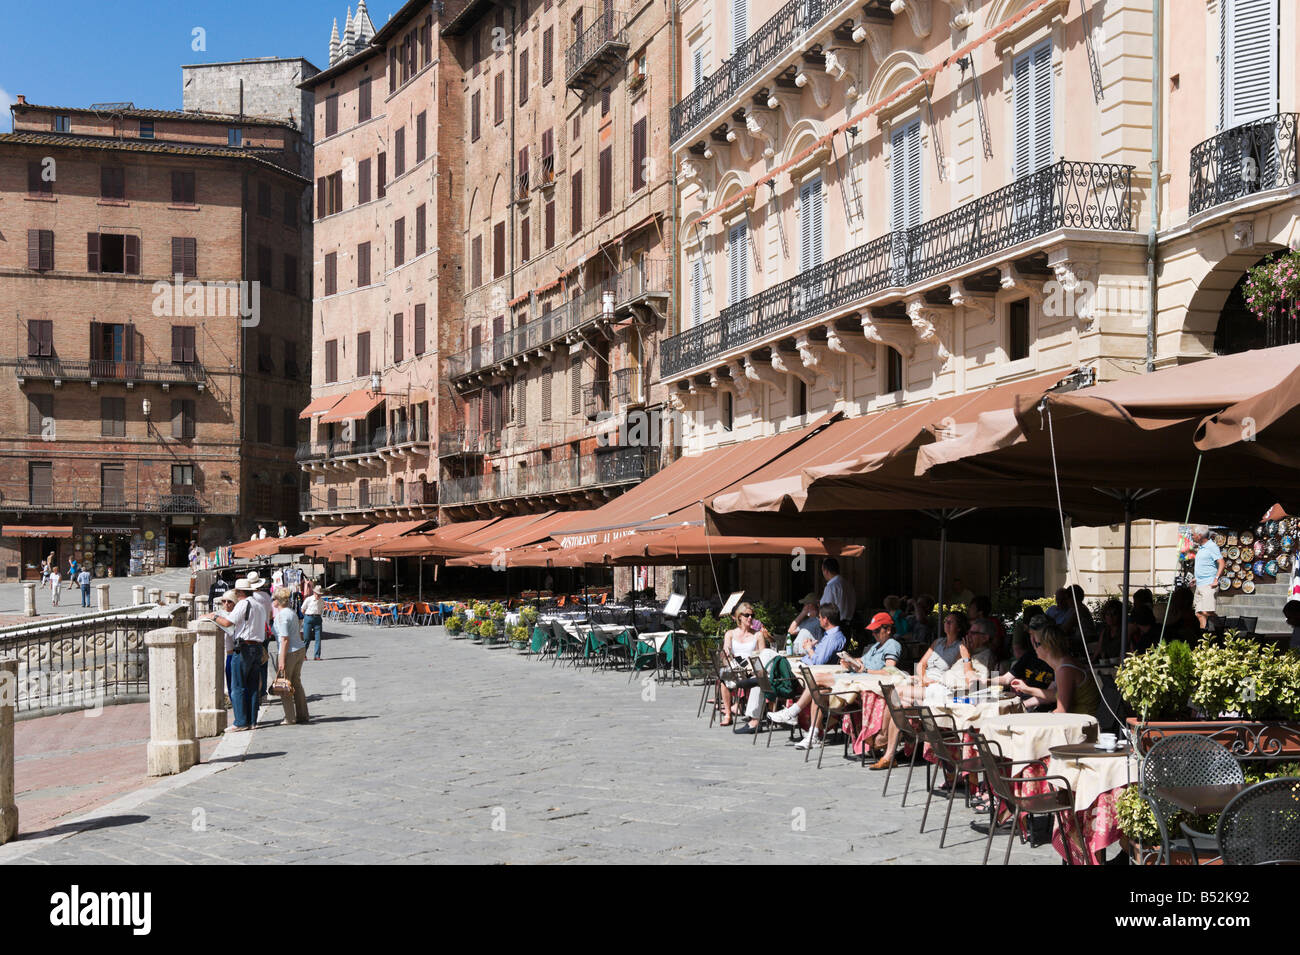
[{"xmin": 9, "ymin": 621, "xmax": 1058, "ymax": 864}]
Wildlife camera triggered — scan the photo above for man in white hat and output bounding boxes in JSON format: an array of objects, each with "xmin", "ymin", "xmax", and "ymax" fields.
[
  {"xmin": 243, "ymin": 570, "xmax": 276, "ymax": 701},
  {"xmin": 205, "ymin": 578, "xmax": 269, "ymax": 731}
]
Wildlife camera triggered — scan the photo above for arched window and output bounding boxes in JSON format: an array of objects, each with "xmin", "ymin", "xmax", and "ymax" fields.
[{"xmin": 1214, "ymin": 251, "xmax": 1300, "ymax": 354}]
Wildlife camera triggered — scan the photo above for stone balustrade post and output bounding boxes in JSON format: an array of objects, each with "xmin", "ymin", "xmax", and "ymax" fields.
[
  {"xmin": 0, "ymin": 660, "xmax": 17, "ymax": 844},
  {"xmin": 192, "ymin": 620, "xmax": 227, "ymax": 738},
  {"xmin": 164, "ymin": 591, "xmax": 179, "ymax": 607},
  {"xmin": 132, "ymin": 584, "xmax": 146, "ymax": 604},
  {"xmin": 22, "ymin": 582, "xmax": 36, "ymax": 617},
  {"xmin": 195, "ymin": 595, "xmax": 210, "ymax": 615},
  {"xmin": 95, "ymin": 581, "xmax": 111, "ymax": 611},
  {"xmin": 169, "ymin": 605, "xmax": 189, "ymax": 629},
  {"xmin": 147, "ymin": 587, "xmax": 162, "ymax": 604},
  {"xmin": 146, "ymin": 627, "xmax": 199, "ymax": 777},
  {"xmin": 179, "ymin": 593, "xmax": 195, "ymax": 623}
]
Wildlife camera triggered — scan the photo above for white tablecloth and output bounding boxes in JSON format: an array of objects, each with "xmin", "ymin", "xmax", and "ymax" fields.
[
  {"xmin": 975, "ymin": 712, "xmax": 1097, "ymax": 764},
  {"xmin": 1051, "ymin": 750, "xmax": 1141, "ymax": 811}
]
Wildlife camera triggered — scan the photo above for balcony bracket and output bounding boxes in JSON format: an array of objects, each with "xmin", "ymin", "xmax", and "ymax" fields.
[
  {"xmin": 823, "ymin": 48, "xmax": 861, "ymax": 100},
  {"xmin": 772, "ymin": 347, "xmax": 818, "ymax": 389},
  {"xmin": 948, "ymin": 282, "xmax": 995, "ymax": 324},
  {"xmin": 858, "ymin": 20, "xmax": 892, "ymax": 64},
  {"xmin": 825, "ymin": 320, "xmax": 877, "ymax": 370},
  {"xmin": 794, "ymin": 335, "xmax": 842, "ymax": 396},
  {"xmin": 725, "ymin": 126, "xmax": 754, "ymax": 163},
  {"xmin": 999, "ymin": 261, "xmax": 1044, "ymax": 304},
  {"xmin": 744, "ymin": 355, "xmax": 788, "ymax": 395},
  {"xmin": 743, "ymin": 108, "xmax": 779, "ymax": 159},
  {"xmin": 906, "ymin": 296, "xmax": 954, "ymax": 370},
  {"xmin": 890, "ymin": 0, "xmax": 932, "ymax": 39},
  {"xmin": 861, "ymin": 310, "xmax": 916, "ymax": 361},
  {"xmin": 1046, "ymin": 247, "xmax": 1101, "ymax": 332},
  {"xmin": 708, "ymin": 367, "xmax": 736, "ymax": 394},
  {"xmin": 794, "ymin": 67, "xmax": 832, "ymax": 110},
  {"xmin": 765, "ymin": 90, "xmax": 802, "ymax": 129},
  {"xmin": 728, "ymin": 360, "xmax": 752, "ymax": 402}
]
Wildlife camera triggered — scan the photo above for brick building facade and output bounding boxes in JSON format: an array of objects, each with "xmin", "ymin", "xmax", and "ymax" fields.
[
  {"xmin": 439, "ymin": 0, "xmax": 675, "ymax": 523},
  {"xmin": 0, "ymin": 96, "xmax": 313, "ymax": 579},
  {"xmin": 298, "ymin": 0, "xmax": 466, "ymax": 532}
]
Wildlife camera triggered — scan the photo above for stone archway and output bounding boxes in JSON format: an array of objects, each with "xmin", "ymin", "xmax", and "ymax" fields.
[
  {"xmin": 1212, "ymin": 249, "xmax": 1300, "ymax": 354},
  {"xmin": 1181, "ymin": 243, "xmax": 1291, "ymax": 354}
]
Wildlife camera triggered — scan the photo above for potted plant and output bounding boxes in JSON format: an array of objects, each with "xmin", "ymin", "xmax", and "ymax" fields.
[
  {"xmin": 628, "ymin": 71, "xmax": 646, "ymax": 92},
  {"xmin": 446, "ymin": 614, "xmax": 465, "ymax": 636},
  {"xmin": 477, "ymin": 618, "xmax": 497, "ymax": 643},
  {"xmin": 1116, "ymin": 639, "xmax": 1195, "ymax": 723},
  {"xmin": 508, "ymin": 623, "xmax": 530, "ymax": 650}
]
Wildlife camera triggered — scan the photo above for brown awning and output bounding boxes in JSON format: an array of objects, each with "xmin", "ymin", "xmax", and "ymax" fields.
[
  {"xmin": 304, "ymin": 524, "xmax": 372, "ymax": 558},
  {"xmin": 598, "ymin": 526, "xmax": 864, "ymax": 565},
  {"xmin": 549, "ymin": 411, "xmax": 842, "ymax": 546},
  {"xmin": 2, "ymin": 525, "xmax": 73, "ymax": 538},
  {"xmin": 370, "ymin": 517, "xmax": 505, "ymax": 558},
  {"xmin": 319, "ymin": 389, "xmax": 384, "ymax": 424},
  {"xmin": 911, "ymin": 346, "xmax": 1300, "ymax": 524},
  {"xmin": 298, "ymin": 393, "xmax": 345, "ymax": 419},
  {"xmin": 312, "ymin": 520, "xmax": 431, "ymax": 560},
  {"xmin": 1195, "ymin": 358, "xmax": 1300, "ymax": 469}
]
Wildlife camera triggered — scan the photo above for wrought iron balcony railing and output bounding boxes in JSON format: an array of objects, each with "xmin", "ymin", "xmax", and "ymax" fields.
[
  {"xmin": 439, "ymin": 446, "xmax": 653, "ymax": 506},
  {"xmin": 0, "ymin": 483, "xmax": 237, "ymax": 514},
  {"xmin": 612, "ymin": 367, "xmax": 641, "ymax": 405},
  {"xmin": 437, "ymin": 428, "xmax": 500, "ymax": 456},
  {"xmin": 670, "ymin": 0, "xmax": 840, "ymax": 146},
  {"xmin": 565, "ymin": 7, "xmax": 629, "ymax": 89},
  {"xmin": 661, "ymin": 159, "xmax": 1134, "ymax": 378},
  {"xmin": 582, "ymin": 380, "xmax": 610, "ymax": 420},
  {"xmin": 1189, "ymin": 113, "xmax": 1299, "ymax": 216},
  {"xmin": 11, "ymin": 357, "xmax": 207, "ymax": 386}
]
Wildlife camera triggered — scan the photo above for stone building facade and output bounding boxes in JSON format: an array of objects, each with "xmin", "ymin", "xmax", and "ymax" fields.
[
  {"xmin": 666, "ymin": 0, "xmax": 1300, "ymax": 604},
  {"xmin": 0, "ymin": 96, "xmax": 313, "ymax": 578},
  {"xmin": 439, "ymin": 0, "xmax": 675, "ymax": 524},
  {"xmin": 297, "ymin": 0, "xmax": 466, "ymax": 533}
]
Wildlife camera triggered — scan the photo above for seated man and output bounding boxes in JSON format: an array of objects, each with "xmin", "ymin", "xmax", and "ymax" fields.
[
  {"xmin": 761, "ymin": 604, "xmax": 847, "ymax": 749},
  {"xmin": 786, "ymin": 592, "xmax": 824, "ymax": 656}
]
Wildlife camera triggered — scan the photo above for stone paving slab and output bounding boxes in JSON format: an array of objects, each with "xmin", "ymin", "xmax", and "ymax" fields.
[{"xmin": 6, "ymin": 621, "xmax": 1060, "ymax": 865}]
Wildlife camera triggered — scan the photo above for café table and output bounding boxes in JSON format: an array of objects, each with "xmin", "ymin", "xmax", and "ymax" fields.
[
  {"xmin": 1047, "ymin": 743, "xmax": 1140, "ymax": 865},
  {"xmin": 976, "ymin": 712, "xmax": 1098, "ymax": 765}
]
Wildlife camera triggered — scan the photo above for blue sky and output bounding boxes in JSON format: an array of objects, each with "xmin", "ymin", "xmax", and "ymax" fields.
[{"xmin": 0, "ymin": 0, "xmax": 391, "ymax": 131}]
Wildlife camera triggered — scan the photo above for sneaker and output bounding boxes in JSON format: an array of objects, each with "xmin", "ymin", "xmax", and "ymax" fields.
[
  {"xmin": 766, "ymin": 707, "xmax": 799, "ymax": 726},
  {"xmin": 794, "ymin": 733, "xmax": 821, "ymax": 751}
]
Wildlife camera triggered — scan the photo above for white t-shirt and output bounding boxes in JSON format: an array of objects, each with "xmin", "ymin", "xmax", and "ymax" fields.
[
  {"xmin": 821, "ymin": 575, "xmax": 856, "ymax": 623},
  {"xmin": 301, "ymin": 593, "xmax": 323, "ymax": 616},
  {"xmin": 227, "ymin": 595, "xmax": 269, "ymax": 645},
  {"xmin": 274, "ymin": 607, "xmax": 305, "ymax": 653}
]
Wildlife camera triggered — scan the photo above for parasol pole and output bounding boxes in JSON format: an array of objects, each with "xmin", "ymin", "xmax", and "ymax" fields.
[
  {"xmin": 418, "ymin": 555, "xmax": 423, "ymax": 604},
  {"xmin": 1120, "ymin": 491, "xmax": 1133, "ymax": 662}
]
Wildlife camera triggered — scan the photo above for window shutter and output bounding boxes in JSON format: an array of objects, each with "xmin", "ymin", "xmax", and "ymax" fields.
[
  {"xmin": 89, "ymin": 321, "xmax": 102, "ymax": 361},
  {"xmin": 325, "ymin": 252, "xmax": 337, "ymax": 295},
  {"xmin": 171, "ymin": 237, "xmax": 183, "ymax": 275},
  {"xmin": 87, "ymin": 233, "xmax": 101, "ymax": 272},
  {"xmin": 542, "ymin": 371, "xmax": 552, "ymax": 420},
  {"xmin": 39, "ymin": 230, "xmax": 53, "ymax": 271},
  {"xmin": 317, "ymin": 177, "xmax": 327, "ymax": 217},
  {"xmin": 414, "ymin": 303, "xmax": 426, "ymax": 356},
  {"xmin": 359, "ymin": 78, "xmax": 372, "ymax": 122},
  {"xmin": 124, "ymin": 323, "xmax": 136, "ymax": 362},
  {"xmin": 493, "ymin": 221, "xmax": 505, "ymax": 279},
  {"xmin": 358, "ymin": 242, "xmax": 370, "ymax": 286},
  {"xmin": 394, "ymin": 216, "xmax": 406, "ymax": 267},
  {"xmin": 394, "ymin": 312, "xmax": 404, "ymax": 362},
  {"xmin": 542, "ymin": 27, "xmax": 553, "ymax": 85},
  {"xmin": 691, "ymin": 256, "xmax": 704, "ymax": 326},
  {"xmin": 732, "ymin": 0, "xmax": 748, "ymax": 54},
  {"xmin": 519, "ymin": 49, "xmax": 529, "ymax": 103},
  {"xmin": 378, "ymin": 153, "xmax": 386, "ymax": 198},
  {"xmin": 1223, "ymin": 0, "xmax": 1277, "ymax": 127},
  {"xmin": 357, "ymin": 331, "xmax": 370, "ymax": 377},
  {"xmin": 571, "ymin": 170, "xmax": 583, "ymax": 232},
  {"xmin": 570, "ymin": 356, "xmax": 581, "ymax": 415},
  {"xmin": 693, "ymin": 48, "xmax": 704, "ymax": 90},
  {"xmin": 26, "ymin": 322, "xmax": 39, "ymax": 358},
  {"xmin": 495, "ymin": 73, "xmax": 505, "ymax": 124},
  {"xmin": 545, "ymin": 199, "xmax": 556, "ymax": 249},
  {"xmin": 171, "ymin": 399, "xmax": 184, "ymax": 438},
  {"xmin": 891, "ymin": 120, "xmax": 921, "ymax": 229},
  {"xmin": 1012, "ymin": 42, "xmax": 1052, "ymax": 178},
  {"xmin": 799, "ymin": 177, "xmax": 823, "ymax": 272},
  {"xmin": 124, "ymin": 235, "xmax": 140, "ymax": 275},
  {"xmin": 1031, "ymin": 43, "xmax": 1052, "ymax": 172},
  {"xmin": 472, "ymin": 236, "xmax": 483, "ymax": 287},
  {"xmin": 727, "ymin": 222, "xmax": 748, "ymax": 305},
  {"xmin": 28, "ymin": 395, "xmax": 50, "ymax": 435},
  {"xmin": 598, "ymin": 147, "xmax": 612, "ymax": 216},
  {"xmin": 394, "ymin": 127, "xmax": 406, "ymax": 178},
  {"xmin": 471, "ymin": 91, "xmax": 481, "ymax": 141},
  {"xmin": 359, "ymin": 158, "xmax": 372, "ymax": 204},
  {"xmin": 172, "ymin": 326, "xmax": 184, "ymax": 362},
  {"xmin": 27, "ymin": 230, "xmax": 40, "ymax": 270},
  {"xmin": 416, "ymin": 112, "xmax": 427, "ymax": 162},
  {"xmin": 28, "ymin": 162, "xmax": 40, "ymax": 195},
  {"xmin": 631, "ymin": 119, "xmax": 647, "ymax": 191},
  {"xmin": 521, "ymin": 216, "xmax": 531, "ymax": 262}
]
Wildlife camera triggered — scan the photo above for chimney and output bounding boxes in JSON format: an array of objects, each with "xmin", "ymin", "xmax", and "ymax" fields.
[{"xmin": 15, "ymin": 94, "xmax": 26, "ymax": 105}]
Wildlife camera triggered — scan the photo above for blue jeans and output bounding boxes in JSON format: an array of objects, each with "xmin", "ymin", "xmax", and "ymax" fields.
[
  {"xmin": 81, "ymin": 584, "xmax": 91, "ymax": 607},
  {"xmin": 302, "ymin": 615, "xmax": 323, "ymax": 657},
  {"xmin": 230, "ymin": 643, "xmax": 263, "ymax": 728}
]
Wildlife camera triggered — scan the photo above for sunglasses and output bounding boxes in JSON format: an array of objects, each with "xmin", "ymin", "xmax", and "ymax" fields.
[{"xmin": 737, "ymin": 613, "xmax": 752, "ymax": 619}]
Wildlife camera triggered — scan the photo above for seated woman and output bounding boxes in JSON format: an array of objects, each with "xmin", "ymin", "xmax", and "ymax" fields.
[
  {"xmin": 717, "ymin": 602, "xmax": 768, "ymax": 727},
  {"xmin": 1161, "ymin": 587, "xmax": 1203, "ymax": 647},
  {"xmin": 992, "ymin": 617, "xmax": 1055, "ymax": 696},
  {"xmin": 869, "ymin": 612, "xmax": 981, "ymax": 770},
  {"xmin": 968, "ymin": 595, "xmax": 1007, "ymax": 660},
  {"xmin": 1011, "ymin": 623, "xmax": 1102, "ymax": 716},
  {"xmin": 1088, "ymin": 599, "xmax": 1125, "ymax": 660}
]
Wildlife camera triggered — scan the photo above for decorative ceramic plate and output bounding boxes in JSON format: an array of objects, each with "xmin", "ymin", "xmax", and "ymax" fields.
[
  {"xmin": 1228, "ymin": 533, "xmax": 1239, "ymax": 545},
  {"xmin": 1266, "ymin": 560, "xmax": 1279, "ymax": 577},
  {"xmin": 1227, "ymin": 546, "xmax": 1240, "ymax": 560},
  {"xmin": 1280, "ymin": 553, "xmax": 1293, "ymax": 571},
  {"xmin": 1242, "ymin": 532, "xmax": 1255, "ymax": 546},
  {"xmin": 1253, "ymin": 560, "xmax": 1266, "ymax": 575},
  {"xmin": 1232, "ymin": 578, "xmax": 1243, "ymax": 589},
  {"xmin": 1218, "ymin": 576, "xmax": 1232, "ymax": 591},
  {"xmin": 1268, "ymin": 520, "xmax": 1279, "ymax": 536},
  {"xmin": 1284, "ymin": 535, "xmax": 1295, "ymax": 551},
  {"xmin": 1243, "ymin": 580, "xmax": 1256, "ymax": 594}
]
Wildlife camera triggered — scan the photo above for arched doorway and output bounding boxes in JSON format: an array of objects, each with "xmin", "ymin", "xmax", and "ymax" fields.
[{"xmin": 1213, "ymin": 250, "xmax": 1300, "ymax": 354}]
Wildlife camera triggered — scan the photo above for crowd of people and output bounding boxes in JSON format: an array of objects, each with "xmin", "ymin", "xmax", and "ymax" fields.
[{"xmin": 202, "ymin": 569, "xmax": 320, "ymax": 732}]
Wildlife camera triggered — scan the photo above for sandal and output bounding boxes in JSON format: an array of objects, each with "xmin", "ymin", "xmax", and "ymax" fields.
[{"xmin": 719, "ymin": 717, "xmax": 734, "ymax": 726}]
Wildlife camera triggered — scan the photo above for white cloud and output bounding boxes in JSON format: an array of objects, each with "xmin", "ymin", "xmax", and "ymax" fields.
[{"xmin": 0, "ymin": 87, "xmax": 14, "ymax": 132}]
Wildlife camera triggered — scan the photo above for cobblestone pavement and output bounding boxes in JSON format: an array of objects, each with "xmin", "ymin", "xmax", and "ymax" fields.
[
  {"xmin": 0, "ymin": 567, "xmax": 196, "ymax": 622},
  {"xmin": 9, "ymin": 621, "xmax": 1058, "ymax": 864}
]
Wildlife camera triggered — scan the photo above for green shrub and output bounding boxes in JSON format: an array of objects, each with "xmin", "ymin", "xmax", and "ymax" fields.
[
  {"xmin": 520, "ymin": 605, "xmax": 539, "ymax": 627},
  {"xmin": 1115, "ymin": 640, "xmax": 1195, "ymax": 722},
  {"xmin": 1115, "ymin": 784, "xmax": 1160, "ymax": 845},
  {"xmin": 446, "ymin": 615, "xmax": 464, "ymax": 635},
  {"xmin": 1191, "ymin": 634, "xmax": 1300, "ymax": 720}
]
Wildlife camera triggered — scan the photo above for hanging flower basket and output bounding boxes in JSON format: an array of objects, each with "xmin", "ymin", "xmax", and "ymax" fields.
[{"xmin": 1242, "ymin": 249, "xmax": 1300, "ymax": 321}]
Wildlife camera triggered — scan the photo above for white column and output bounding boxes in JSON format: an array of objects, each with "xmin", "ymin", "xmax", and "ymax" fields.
[
  {"xmin": 147, "ymin": 587, "xmax": 162, "ymax": 604},
  {"xmin": 0, "ymin": 660, "xmax": 17, "ymax": 844},
  {"xmin": 21, "ymin": 582, "xmax": 37, "ymax": 617},
  {"xmin": 195, "ymin": 595, "xmax": 210, "ymax": 616},
  {"xmin": 132, "ymin": 584, "xmax": 146, "ymax": 604},
  {"xmin": 192, "ymin": 620, "xmax": 227, "ymax": 738},
  {"xmin": 146, "ymin": 627, "xmax": 200, "ymax": 777},
  {"xmin": 95, "ymin": 581, "xmax": 112, "ymax": 611},
  {"xmin": 179, "ymin": 593, "xmax": 195, "ymax": 623}
]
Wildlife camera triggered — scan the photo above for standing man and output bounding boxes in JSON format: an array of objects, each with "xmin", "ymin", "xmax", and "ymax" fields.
[
  {"xmin": 77, "ymin": 565, "xmax": 92, "ymax": 608},
  {"xmin": 819, "ymin": 558, "xmax": 855, "ymax": 632},
  {"xmin": 257, "ymin": 524, "xmax": 268, "ymax": 539},
  {"xmin": 204, "ymin": 578, "xmax": 269, "ymax": 731},
  {"xmin": 1191, "ymin": 525, "xmax": 1224, "ymax": 631},
  {"xmin": 277, "ymin": 521, "xmax": 288, "ymax": 538},
  {"xmin": 243, "ymin": 571, "xmax": 276, "ymax": 702}
]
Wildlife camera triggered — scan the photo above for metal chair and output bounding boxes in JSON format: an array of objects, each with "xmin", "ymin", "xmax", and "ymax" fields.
[
  {"xmin": 798, "ymin": 664, "xmax": 856, "ymax": 768},
  {"xmin": 710, "ymin": 651, "xmax": 755, "ymax": 728},
  {"xmin": 1217, "ymin": 777, "xmax": 1300, "ymax": 865},
  {"xmin": 696, "ymin": 648, "xmax": 723, "ymax": 719},
  {"xmin": 880, "ymin": 684, "xmax": 927, "ymax": 804},
  {"xmin": 746, "ymin": 654, "xmax": 798, "ymax": 747},
  {"xmin": 1140, "ymin": 734, "xmax": 1245, "ymax": 865},
  {"xmin": 913, "ymin": 710, "xmax": 984, "ymax": 848},
  {"xmin": 969, "ymin": 735, "xmax": 1081, "ymax": 865}
]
